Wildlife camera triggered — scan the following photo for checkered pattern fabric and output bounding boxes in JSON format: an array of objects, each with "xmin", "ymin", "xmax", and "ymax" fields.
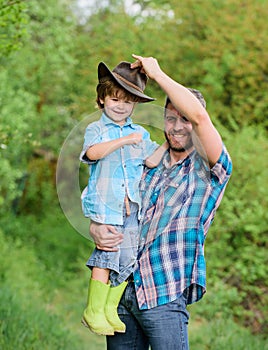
[
  {"xmin": 133, "ymin": 145, "xmax": 232, "ymax": 309},
  {"xmin": 80, "ymin": 113, "xmax": 158, "ymax": 225}
]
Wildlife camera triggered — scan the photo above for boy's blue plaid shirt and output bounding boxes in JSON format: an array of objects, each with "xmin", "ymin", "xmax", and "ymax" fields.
[
  {"xmin": 80, "ymin": 113, "xmax": 158, "ymax": 224},
  {"xmin": 133, "ymin": 145, "xmax": 232, "ymax": 310}
]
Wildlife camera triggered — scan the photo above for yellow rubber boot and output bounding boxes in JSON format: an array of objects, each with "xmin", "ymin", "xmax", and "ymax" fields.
[
  {"xmin": 105, "ymin": 281, "xmax": 128, "ymax": 333},
  {"xmin": 82, "ymin": 279, "xmax": 114, "ymax": 335}
]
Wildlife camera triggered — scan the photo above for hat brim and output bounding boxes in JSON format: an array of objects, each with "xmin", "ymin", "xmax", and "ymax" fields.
[{"xmin": 98, "ymin": 62, "xmax": 155, "ymax": 102}]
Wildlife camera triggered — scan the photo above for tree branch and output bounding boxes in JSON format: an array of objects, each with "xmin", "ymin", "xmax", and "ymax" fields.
[{"xmin": 0, "ymin": 0, "xmax": 24, "ymax": 10}]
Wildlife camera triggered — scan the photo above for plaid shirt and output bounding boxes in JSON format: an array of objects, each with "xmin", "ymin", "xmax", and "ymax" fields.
[
  {"xmin": 133, "ymin": 145, "xmax": 232, "ymax": 310},
  {"xmin": 80, "ymin": 113, "xmax": 158, "ymax": 225}
]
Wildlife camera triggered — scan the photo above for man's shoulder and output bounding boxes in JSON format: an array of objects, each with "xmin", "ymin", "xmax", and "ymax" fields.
[
  {"xmin": 213, "ymin": 144, "xmax": 232, "ymax": 172},
  {"xmin": 209, "ymin": 144, "xmax": 232, "ymax": 185},
  {"xmin": 193, "ymin": 144, "xmax": 232, "ymax": 170},
  {"xmin": 142, "ymin": 161, "xmax": 162, "ymax": 179}
]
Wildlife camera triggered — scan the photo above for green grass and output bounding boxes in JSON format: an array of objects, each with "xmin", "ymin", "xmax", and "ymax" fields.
[
  {"xmin": 0, "ymin": 213, "xmax": 105, "ymax": 350},
  {"xmin": 189, "ymin": 312, "xmax": 268, "ymax": 350},
  {"xmin": 0, "ymin": 210, "xmax": 267, "ymax": 349}
]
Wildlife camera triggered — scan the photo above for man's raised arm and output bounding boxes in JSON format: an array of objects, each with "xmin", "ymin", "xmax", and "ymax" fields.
[{"xmin": 131, "ymin": 54, "xmax": 222, "ymax": 167}]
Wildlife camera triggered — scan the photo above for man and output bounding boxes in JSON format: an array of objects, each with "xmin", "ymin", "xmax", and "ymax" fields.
[{"xmin": 89, "ymin": 55, "xmax": 232, "ymax": 350}]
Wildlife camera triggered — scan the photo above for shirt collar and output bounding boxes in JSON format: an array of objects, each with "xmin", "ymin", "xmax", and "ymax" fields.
[
  {"xmin": 101, "ymin": 112, "xmax": 134, "ymax": 128},
  {"xmin": 162, "ymin": 149, "xmax": 195, "ymax": 169}
]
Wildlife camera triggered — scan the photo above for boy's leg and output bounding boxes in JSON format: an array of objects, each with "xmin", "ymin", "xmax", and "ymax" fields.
[
  {"xmin": 91, "ymin": 266, "xmax": 109, "ymax": 283},
  {"xmin": 110, "ymin": 202, "xmax": 139, "ymax": 285},
  {"xmin": 105, "ymin": 281, "xmax": 128, "ymax": 333},
  {"xmin": 83, "ymin": 237, "xmax": 124, "ymax": 335},
  {"xmin": 82, "ymin": 268, "xmax": 114, "ymax": 335},
  {"xmin": 104, "ymin": 202, "xmax": 138, "ymax": 334}
]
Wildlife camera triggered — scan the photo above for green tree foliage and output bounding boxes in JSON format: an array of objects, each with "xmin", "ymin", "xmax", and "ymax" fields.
[
  {"xmin": 69, "ymin": 0, "xmax": 268, "ymax": 130},
  {"xmin": 0, "ymin": 0, "xmax": 28, "ymax": 58},
  {"xmin": 204, "ymin": 126, "xmax": 268, "ymax": 333},
  {"xmin": 7, "ymin": 0, "xmax": 78, "ymax": 147},
  {"xmin": 0, "ymin": 0, "xmax": 78, "ymax": 214},
  {"xmin": 0, "ymin": 68, "xmax": 37, "ymax": 214}
]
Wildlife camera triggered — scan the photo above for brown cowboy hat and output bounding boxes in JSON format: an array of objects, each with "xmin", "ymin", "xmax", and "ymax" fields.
[{"xmin": 98, "ymin": 61, "xmax": 155, "ymax": 102}]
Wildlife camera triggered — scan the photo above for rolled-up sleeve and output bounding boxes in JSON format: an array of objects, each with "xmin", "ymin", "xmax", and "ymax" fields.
[
  {"xmin": 139, "ymin": 128, "xmax": 159, "ymax": 160},
  {"xmin": 141, "ymin": 139, "xmax": 159, "ymax": 160},
  {"xmin": 210, "ymin": 144, "xmax": 232, "ymax": 186},
  {"xmin": 80, "ymin": 123, "xmax": 101, "ymax": 164}
]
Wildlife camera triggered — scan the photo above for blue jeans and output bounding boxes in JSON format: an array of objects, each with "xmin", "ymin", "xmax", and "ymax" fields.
[
  {"xmin": 106, "ymin": 281, "xmax": 190, "ymax": 350},
  {"xmin": 86, "ymin": 202, "xmax": 139, "ymax": 286}
]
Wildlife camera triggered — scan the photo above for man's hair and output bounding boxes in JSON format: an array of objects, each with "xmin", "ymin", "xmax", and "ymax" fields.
[
  {"xmin": 164, "ymin": 88, "xmax": 206, "ymax": 111},
  {"xmin": 96, "ymin": 79, "xmax": 144, "ymax": 109}
]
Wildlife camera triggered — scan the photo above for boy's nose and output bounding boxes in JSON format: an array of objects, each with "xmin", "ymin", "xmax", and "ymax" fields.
[{"xmin": 117, "ymin": 102, "xmax": 125, "ymax": 109}]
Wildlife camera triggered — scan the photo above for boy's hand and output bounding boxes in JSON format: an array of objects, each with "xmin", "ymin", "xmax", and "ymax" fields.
[{"xmin": 124, "ymin": 132, "xmax": 143, "ymax": 145}]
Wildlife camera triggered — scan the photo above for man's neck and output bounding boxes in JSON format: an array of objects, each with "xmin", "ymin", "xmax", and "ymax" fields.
[{"xmin": 169, "ymin": 147, "xmax": 194, "ymax": 166}]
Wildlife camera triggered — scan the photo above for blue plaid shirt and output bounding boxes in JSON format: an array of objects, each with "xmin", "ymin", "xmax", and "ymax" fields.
[
  {"xmin": 133, "ymin": 145, "xmax": 232, "ymax": 310},
  {"xmin": 80, "ymin": 113, "xmax": 158, "ymax": 225}
]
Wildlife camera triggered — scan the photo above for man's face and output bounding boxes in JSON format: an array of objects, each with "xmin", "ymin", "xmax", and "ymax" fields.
[{"xmin": 164, "ymin": 103, "xmax": 193, "ymax": 153}]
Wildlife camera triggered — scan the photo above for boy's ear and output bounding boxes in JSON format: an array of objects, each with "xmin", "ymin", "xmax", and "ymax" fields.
[{"xmin": 99, "ymin": 98, "xmax": 104, "ymax": 105}]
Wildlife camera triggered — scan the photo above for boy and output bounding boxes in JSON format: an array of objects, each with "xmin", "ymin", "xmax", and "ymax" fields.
[{"xmin": 80, "ymin": 60, "xmax": 167, "ymax": 336}]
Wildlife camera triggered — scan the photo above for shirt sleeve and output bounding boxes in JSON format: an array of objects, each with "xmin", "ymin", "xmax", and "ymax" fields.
[
  {"xmin": 139, "ymin": 126, "xmax": 159, "ymax": 160},
  {"xmin": 79, "ymin": 122, "xmax": 102, "ymax": 164},
  {"xmin": 210, "ymin": 143, "xmax": 232, "ymax": 186}
]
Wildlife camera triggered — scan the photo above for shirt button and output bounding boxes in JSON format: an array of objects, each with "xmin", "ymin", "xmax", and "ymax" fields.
[{"xmin": 121, "ymin": 184, "xmax": 125, "ymax": 187}]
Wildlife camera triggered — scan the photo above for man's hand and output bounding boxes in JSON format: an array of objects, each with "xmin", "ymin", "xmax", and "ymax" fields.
[
  {"xmin": 131, "ymin": 54, "xmax": 164, "ymax": 81},
  {"xmin": 89, "ymin": 221, "xmax": 123, "ymax": 251}
]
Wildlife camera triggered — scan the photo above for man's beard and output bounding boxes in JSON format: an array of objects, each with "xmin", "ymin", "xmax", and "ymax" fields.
[{"xmin": 164, "ymin": 131, "xmax": 193, "ymax": 153}]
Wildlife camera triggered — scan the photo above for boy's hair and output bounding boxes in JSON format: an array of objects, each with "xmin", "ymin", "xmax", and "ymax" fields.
[{"xmin": 96, "ymin": 79, "xmax": 145, "ymax": 109}]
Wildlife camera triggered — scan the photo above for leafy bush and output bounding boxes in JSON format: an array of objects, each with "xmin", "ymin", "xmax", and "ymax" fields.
[
  {"xmin": 0, "ymin": 69, "xmax": 37, "ymax": 216},
  {"xmin": 204, "ymin": 126, "xmax": 268, "ymax": 334}
]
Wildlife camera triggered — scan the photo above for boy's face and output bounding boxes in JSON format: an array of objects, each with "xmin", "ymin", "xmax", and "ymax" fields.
[{"xmin": 100, "ymin": 95, "xmax": 136, "ymax": 125}]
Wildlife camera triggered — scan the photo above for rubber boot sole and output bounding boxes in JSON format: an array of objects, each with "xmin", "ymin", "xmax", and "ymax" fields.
[{"xmin": 81, "ymin": 317, "xmax": 114, "ymax": 336}]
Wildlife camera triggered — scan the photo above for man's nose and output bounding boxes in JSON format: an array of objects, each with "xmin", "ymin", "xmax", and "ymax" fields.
[{"xmin": 173, "ymin": 118, "xmax": 184, "ymax": 130}]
